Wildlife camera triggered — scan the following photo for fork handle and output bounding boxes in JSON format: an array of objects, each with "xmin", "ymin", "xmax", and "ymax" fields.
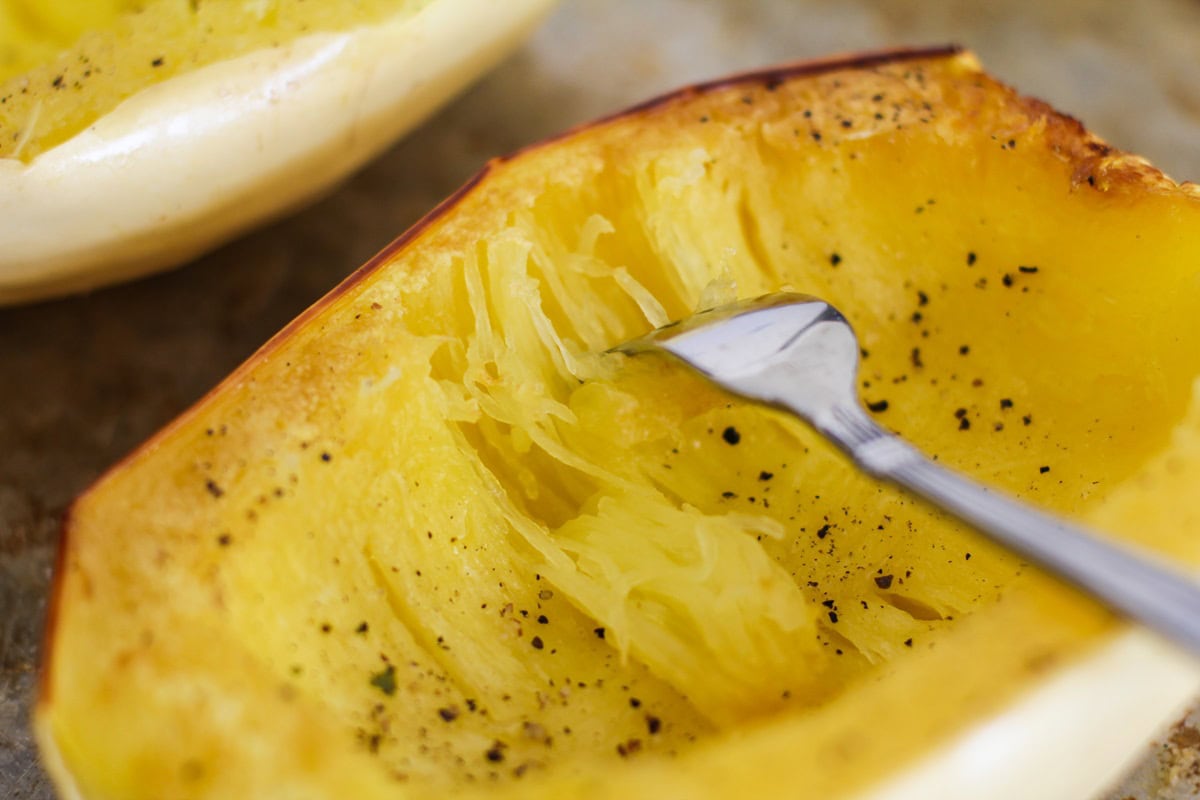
[{"xmin": 824, "ymin": 406, "xmax": 1200, "ymax": 656}]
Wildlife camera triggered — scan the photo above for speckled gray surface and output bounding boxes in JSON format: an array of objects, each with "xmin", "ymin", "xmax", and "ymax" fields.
[{"xmin": 4, "ymin": 1, "xmax": 1200, "ymax": 797}]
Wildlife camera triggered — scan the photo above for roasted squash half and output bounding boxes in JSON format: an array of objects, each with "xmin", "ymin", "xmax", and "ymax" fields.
[
  {"xmin": 0, "ymin": 0, "xmax": 556, "ymax": 304},
  {"xmin": 37, "ymin": 47, "xmax": 1200, "ymax": 800}
]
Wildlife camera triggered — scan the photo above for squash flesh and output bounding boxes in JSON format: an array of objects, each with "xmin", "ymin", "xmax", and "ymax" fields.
[
  {"xmin": 0, "ymin": 0, "xmax": 430, "ymax": 159},
  {"xmin": 39, "ymin": 51, "xmax": 1200, "ymax": 799}
]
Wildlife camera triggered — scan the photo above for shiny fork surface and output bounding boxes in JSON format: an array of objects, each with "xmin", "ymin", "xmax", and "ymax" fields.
[{"xmin": 616, "ymin": 292, "xmax": 1200, "ymax": 657}]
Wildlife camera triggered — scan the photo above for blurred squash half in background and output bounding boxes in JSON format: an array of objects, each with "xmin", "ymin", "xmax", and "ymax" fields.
[{"xmin": 0, "ymin": 0, "xmax": 557, "ymax": 305}]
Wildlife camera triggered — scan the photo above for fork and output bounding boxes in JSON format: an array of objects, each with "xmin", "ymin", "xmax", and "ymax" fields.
[{"xmin": 616, "ymin": 292, "xmax": 1200, "ymax": 655}]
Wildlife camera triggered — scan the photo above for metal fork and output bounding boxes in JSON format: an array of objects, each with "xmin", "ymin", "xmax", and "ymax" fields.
[{"xmin": 616, "ymin": 292, "xmax": 1200, "ymax": 655}]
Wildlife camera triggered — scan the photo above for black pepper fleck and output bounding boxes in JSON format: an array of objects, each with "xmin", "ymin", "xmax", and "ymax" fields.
[
  {"xmin": 722, "ymin": 426, "xmax": 741, "ymax": 445},
  {"xmin": 370, "ymin": 665, "xmax": 397, "ymax": 696},
  {"xmin": 617, "ymin": 739, "xmax": 643, "ymax": 757},
  {"xmin": 531, "ymin": 636, "xmax": 544, "ymax": 650},
  {"xmin": 874, "ymin": 574, "xmax": 894, "ymax": 589}
]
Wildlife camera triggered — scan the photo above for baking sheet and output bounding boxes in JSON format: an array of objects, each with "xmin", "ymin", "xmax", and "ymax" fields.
[{"xmin": 4, "ymin": 0, "xmax": 1200, "ymax": 796}]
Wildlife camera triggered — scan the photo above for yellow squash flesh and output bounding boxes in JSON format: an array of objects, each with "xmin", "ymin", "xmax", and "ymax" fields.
[
  {"xmin": 37, "ymin": 48, "xmax": 1200, "ymax": 800},
  {"xmin": 0, "ymin": 0, "xmax": 556, "ymax": 304}
]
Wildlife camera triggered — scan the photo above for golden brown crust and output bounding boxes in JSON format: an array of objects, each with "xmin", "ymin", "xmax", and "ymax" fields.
[
  {"xmin": 1017, "ymin": 95, "xmax": 1197, "ymax": 194},
  {"xmin": 36, "ymin": 504, "xmax": 73, "ymax": 706},
  {"xmin": 495, "ymin": 44, "xmax": 968, "ymax": 162}
]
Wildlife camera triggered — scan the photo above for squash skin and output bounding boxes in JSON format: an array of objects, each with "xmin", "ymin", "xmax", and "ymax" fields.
[
  {"xmin": 36, "ymin": 46, "xmax": 1200, "ymax": 800},
  {"xmin": 0, "ymin": 0, "xmax": 557, "ymax": 305}
]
